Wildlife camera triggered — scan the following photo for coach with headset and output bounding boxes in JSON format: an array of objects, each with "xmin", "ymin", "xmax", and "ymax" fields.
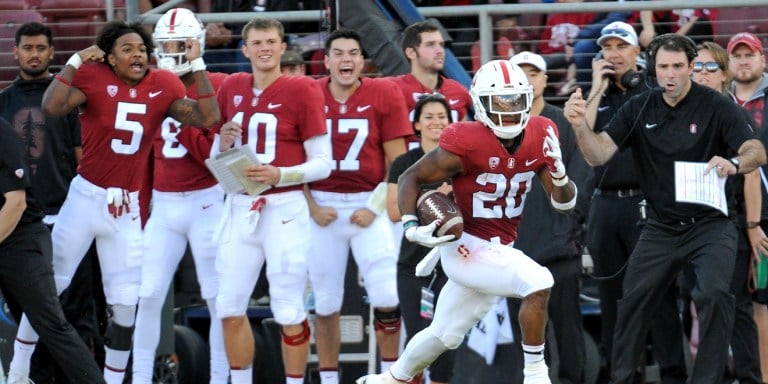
[
  {"xmin": 565, "ymin": 32, "xmax": 766, "ymax": 383},
  {"xmin": 580, "ymin": 21, "xmax": 687, "ymax": 382}
]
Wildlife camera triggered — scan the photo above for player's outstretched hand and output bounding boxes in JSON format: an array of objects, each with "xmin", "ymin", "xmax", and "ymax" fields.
[
  {"xmin": 405, "ymin": 220, "xmax": 455, "ymax": 248},
  {"xmin": 543, "ymin": 126, "xmax": 566, "ymax": 179}
]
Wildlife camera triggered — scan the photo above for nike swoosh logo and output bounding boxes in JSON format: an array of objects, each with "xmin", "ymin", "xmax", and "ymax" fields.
[
  {"xmin": 202, "ymin": 204, "xmax": 213, "ymax": 210},
  {"xmin": 149, "ymin": 91, "xmax": 162, "ymax": 98},
  {"xmin": 597, "ymin": 106, "xmax": 610, "ymax": 112},
  {"xmin": 645, "ymin": 123, "xmax": 658, "ymax": 129},
  {"xmin": 449, "ymin": 99, "xmax": 460, "ymax": 105},
  {"xmin": 282, "ymin": 218, "xmax": 294, "ymax": 224},
  {"xmin": 268, "ymin": 103, "xmax": 282, "ymax": 109},
  {"xmin": 357, "ymin": 105, "xmax": 371, "ymax": 112},
  {"xmin": 525, "ymin": 159, "xmax": 538, "ymax": 166}
]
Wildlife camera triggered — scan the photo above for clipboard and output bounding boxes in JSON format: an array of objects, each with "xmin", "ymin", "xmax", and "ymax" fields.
[{"xmin": 205, "ymin": 145, "xmax": 272, "ymax": 196}]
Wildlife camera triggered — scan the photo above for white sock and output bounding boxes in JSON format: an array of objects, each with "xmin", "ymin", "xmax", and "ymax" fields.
[
  {"xmin": 380, "ymin": 359, "xmax": 397, "ymax": 374},
  {"xmin": 230, "ymin": 367, "xmax": 252, "ymax": 384},
  {"xmin": 319, "ymin": 368, "xmax": 339, "ymax": 384},
  {"xmin": 9, "ymin": 340, "xmax": 35, "ymax": 378},
  {"xmin": 522, "ymin": 343, "xmax": 545, "ymax": 365},
  {"xmin": 132, "ymin": 297, "xmax": 163, "ymax": 384},
  {"xmin": 103, "ymin": 365, "xmax": 126, "ymax": 384},
  {"xmin": 207, "ymin": 298, "xmax": 230, "ymax": 384},
  {"xmin": 9, "ymin": 315, "xmax": 38, "ymax": 378},
  {"xmin": 104, "ymin": 304, "xmax": 136, "ymax": 382},
  {"xmin": 286, "ymin": 376, "xmax": 304, "ymax": 384}
]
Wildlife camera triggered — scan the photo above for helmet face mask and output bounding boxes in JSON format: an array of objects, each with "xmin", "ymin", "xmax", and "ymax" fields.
[
  {"xmin": 153, "ymin": 8, "xmax": 206, "ymax": 76},
  {"xmin": 470, "ymin": 60, "xmax": 533, "ymax": 139}
]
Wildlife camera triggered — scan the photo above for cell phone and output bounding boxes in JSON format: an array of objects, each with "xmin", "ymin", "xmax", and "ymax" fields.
[{"xmin": 594, "ymin": 52, "xmax": 615, "ymax": 78}]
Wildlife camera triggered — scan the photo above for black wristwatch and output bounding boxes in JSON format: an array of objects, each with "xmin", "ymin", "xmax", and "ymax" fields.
[{"xmin": 730, "ymin": 157, "xmax": 740, "ymax": 174}]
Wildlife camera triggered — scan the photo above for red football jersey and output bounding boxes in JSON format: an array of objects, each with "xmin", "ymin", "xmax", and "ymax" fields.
[
  {"xmin": 72, "ymin": 64, "xmax": 186, "ymax": 191},
  {"xmin": 440, "ymin": 116, "xmax": 558, "ymax": 244},
  {"xmin": 152, "ymin": 71, "xmax": 229, "ymax": 192},
  {"xmin": 390, "ymin": 74, "xmax": 472, "ymax": 122},
  {"xmin": 215, "ymin": 73, "xmax": 327, "ymax": 194},
  {"xmin": 390, "ymin": 74, "xmax": 472, "ymax": 147},
  {"xmin": 310, "ymin": 77, "xmax": 412, "ymax": 193}
]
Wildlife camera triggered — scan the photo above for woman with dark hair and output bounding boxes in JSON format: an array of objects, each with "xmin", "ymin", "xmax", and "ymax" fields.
[
  {"xmin": 8, "ymin": 20, "xmax": 219, "ymax": 384},
  {"xmin": 385, "ymin": 94, "xmax": 455, "ymax": 384}
]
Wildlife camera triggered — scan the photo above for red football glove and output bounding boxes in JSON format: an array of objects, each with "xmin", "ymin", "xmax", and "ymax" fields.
[{"xmin": 106, "ymin": 188, "xmax": 130, "ymax": 218}]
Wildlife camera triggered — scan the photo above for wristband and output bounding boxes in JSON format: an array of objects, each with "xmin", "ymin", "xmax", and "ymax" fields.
[
  {"xmin": 54, "ymin": 75, "xmax": 72, "ymax": 86},
  {"xmin": 402, "ymin": 214, "xmax": 419, "ymax": 229},
  {"xmin": 552, "ymin": 174, "xmax": 569, "ymax": 187},
  {"xmin": 747, "ymin": 221, "xmax": 761, "ymax": 229},
  {"xmin": 66, "ymin": 53, "xmax": 83, "ymax": 69},
  {"xmin": 403, "ymin": 221, "xmax": 419, "ymax": 230},
  {"xmin": 190, "ymin": 57, "xmax": 207, "ymax": 72},
  {"xmin": 551, "ymin": 193, "xmax": 577, "ymax": 211}
]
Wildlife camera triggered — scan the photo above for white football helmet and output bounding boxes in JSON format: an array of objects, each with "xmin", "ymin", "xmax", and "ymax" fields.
[
  {"xmin": 470, "ymin": 60, "xmax": 533, "ymax": 139},
  {"xmin": 153, "ymin": 8, "xmax": 205, "ymax": 76}
]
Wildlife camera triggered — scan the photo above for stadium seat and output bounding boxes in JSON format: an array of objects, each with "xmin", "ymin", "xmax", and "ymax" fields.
[
  {"xmin": 0, "ymin": 0, "xmax": 31, "ymax": 10},
  {"xmin": 0, "ymin": 8, "xmax": 44, "ymax": 88},
  {"xmin": 38, "ymin": 0, "xmax": 125, "ymax": 64},
  {"xmin": 715, "ymin": 7, "xmax": 768, "ymax": 51}
]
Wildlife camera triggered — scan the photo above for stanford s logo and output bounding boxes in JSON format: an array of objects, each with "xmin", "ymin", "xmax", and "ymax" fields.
[{"xmin": 458, "ymin": 244, "xmax": 470, "ymax": 258}]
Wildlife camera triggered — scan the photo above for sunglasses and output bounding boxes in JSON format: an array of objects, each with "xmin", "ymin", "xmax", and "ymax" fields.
[
  {"xmin": 693, "ymin": 61, "xmax": 722, "ymax": 73},
  {"xmin": 601, "ymin": 28, "xmax": 631, "ymax": 38}
]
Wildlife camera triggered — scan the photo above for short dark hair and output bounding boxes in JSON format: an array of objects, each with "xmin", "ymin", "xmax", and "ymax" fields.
[
  {"xmin": 95, "ymin": 20, "xmax": 154, "ymax": 57},
  {"xmin": 15, "ymin": 22, "xmax": 52, "ymax": 46},
  {"xmin": 401, "ymin": 21, "xmax": 439, "ymax": 53},
  {"xmin": 324, "ymin": 28, "xmax": 363, "ymax": 55}
]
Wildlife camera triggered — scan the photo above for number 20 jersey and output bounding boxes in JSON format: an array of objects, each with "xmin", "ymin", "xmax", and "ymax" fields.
[{"xmin": 441, "ymin": 116, "xmax": 556, "ymax": 245}]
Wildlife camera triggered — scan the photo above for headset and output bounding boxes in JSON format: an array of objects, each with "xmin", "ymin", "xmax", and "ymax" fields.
[{"xmin": 646, "ymin": 33, "xmax": 698, "ymax": 78}]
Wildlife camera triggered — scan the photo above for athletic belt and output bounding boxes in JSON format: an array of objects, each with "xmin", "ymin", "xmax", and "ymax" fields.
[{"xmin": 593, "ymin": 188, "xmax": 643, "ymax": 198}]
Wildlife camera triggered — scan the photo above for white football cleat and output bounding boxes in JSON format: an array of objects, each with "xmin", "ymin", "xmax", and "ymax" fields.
[
  {"xmin": 355, "ymin": 372, "xmax": 400, "ymax": 384},
  {"xmin": 523, "ymin": 361, "xmax": 551, "ymax": 384},
  {"xmin": 7, "ymin": 373, "xmax": 35, "ymax": 384}
]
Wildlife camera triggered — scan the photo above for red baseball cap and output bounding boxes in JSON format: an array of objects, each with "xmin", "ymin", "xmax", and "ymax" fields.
[{"xmin": 727, "ymin": 32, "xmax": 765, "ymax": 55}]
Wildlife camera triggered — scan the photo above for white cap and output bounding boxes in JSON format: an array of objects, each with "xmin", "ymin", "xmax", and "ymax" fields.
[
  {"xmin": 509, "ymin": 51, "xmax": 547, "ymax": 73},
  {"xmin": 597, "ymin": 21, "xmax": 638, "ymax": 47}
]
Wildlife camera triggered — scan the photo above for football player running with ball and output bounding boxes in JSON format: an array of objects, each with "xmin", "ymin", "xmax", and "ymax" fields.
[{"xmin": 357, "ymin": 60, "xmax": 577, "ymax": 384}]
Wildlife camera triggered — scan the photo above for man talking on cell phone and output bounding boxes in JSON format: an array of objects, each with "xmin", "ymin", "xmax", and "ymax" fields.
[{"xmin": 580, "ymin": 21, "xmax": 687, "ymax": 382}]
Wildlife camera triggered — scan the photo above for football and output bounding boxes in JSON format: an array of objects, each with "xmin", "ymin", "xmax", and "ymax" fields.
[{"xmin": 416, "ymin": 190, "xmax": 463, "ymax": 240}]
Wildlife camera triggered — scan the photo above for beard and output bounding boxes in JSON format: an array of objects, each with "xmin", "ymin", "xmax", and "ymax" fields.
[
  {"xmin": 732, "ymin": 69, "xmax": 763, "ymax": 84},
  {"xmin": 21, "ymin": 65, "xmax": 48, "ymax": 78}
]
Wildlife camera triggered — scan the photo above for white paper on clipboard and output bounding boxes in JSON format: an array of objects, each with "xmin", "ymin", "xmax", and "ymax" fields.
[{"xmin": 205, "ymin": 145, "xmax": 271, "ymax": 196}]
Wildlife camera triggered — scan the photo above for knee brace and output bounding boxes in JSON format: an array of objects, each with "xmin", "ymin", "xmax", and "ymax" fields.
[
  {"xmin": 105, "ymin": 319, "xmax": 135, "ymax": 351},
  {"xmin": 373, "ymin": 307, "xmax": 402, "ymax": 334},
  {"xmin": 281, "ymin": 319, "xmax": 311, "ymax": 346}
]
